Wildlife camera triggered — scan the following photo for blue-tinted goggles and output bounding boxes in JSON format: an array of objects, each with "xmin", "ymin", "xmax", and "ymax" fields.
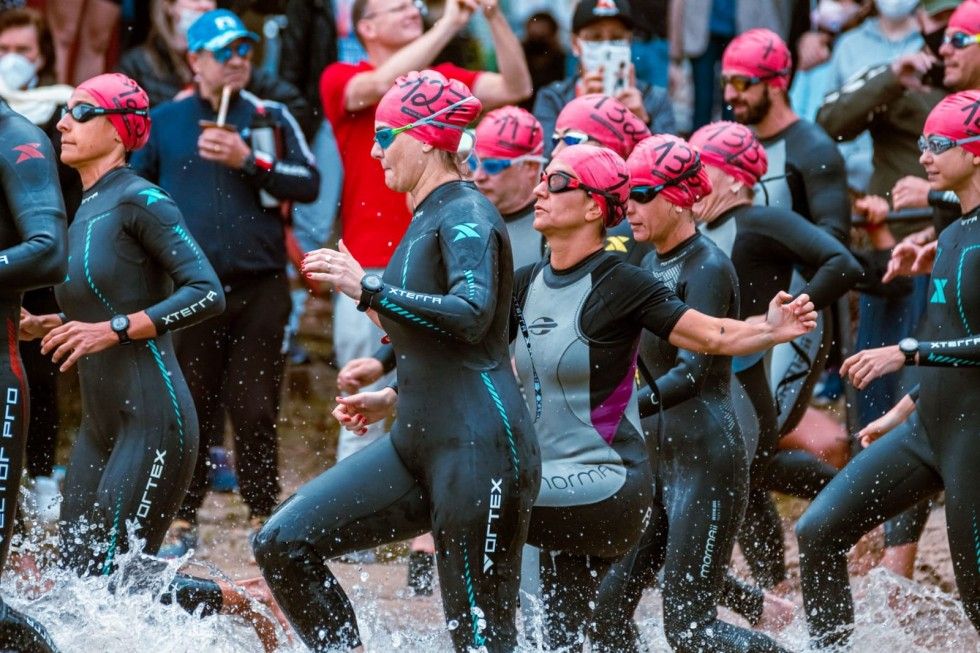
[
  {"xmin": 551, "ymin": 130, "xmax": 591, "ymax": 148},
  {"xmin": 374, "ymin": 96, "xmax": 476, "ymax": 150},
  {"xmin": 467, "ymin": 153, "xmax": 545, "ymax": 175}
]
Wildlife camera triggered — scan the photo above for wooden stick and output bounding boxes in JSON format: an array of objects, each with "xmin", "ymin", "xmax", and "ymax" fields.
[{"xmin": 216, "ymin": 85, "xmax": 231, "ymax": 127}]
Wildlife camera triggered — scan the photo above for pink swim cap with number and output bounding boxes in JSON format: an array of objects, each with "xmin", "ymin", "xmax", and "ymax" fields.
[
  {"xmin": 474, "ymin": 106, "xmax": 544, "ymax": 158},
  {"xmin": 555, "ymin": 94, "xmax": 650, "ymax": 158},
  {"xmin": 721, "ymin": 29, "xmax": 792, "ymax": 90},
  {"xmin": 923, "ymin": 90, "xmax": 980, "ymax": 156},
  {"xmin": 551, "ymin": 143, "xmax": 631, "ymax": 226},
  {"xmin": 375, "ymin": 69, "xmax": 482, "ymax": 152},
  {"xmin": 76, "ymin": 73, "xmax": 150, "ymax": 151},
  {"xmin": 627, "ymin": 134, "xmax": 712, "ymax": 209},
  {"xmin": 689, "ymin": 121, "xmax": 768, "ymax": 186}
]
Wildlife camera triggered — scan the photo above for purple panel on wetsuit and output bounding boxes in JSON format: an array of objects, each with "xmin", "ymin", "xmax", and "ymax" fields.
[{"xmin": 591, "ymin": 360, "xmax": 637, "ymax": 444}]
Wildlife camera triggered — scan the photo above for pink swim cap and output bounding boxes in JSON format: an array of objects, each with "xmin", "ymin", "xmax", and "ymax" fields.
[
  {"xmin": 923, "ymin": 90, "xmax": 980, "ymax": 156},
  {"xmin": 375, "ymin": 69, "xmax": 482, "ymax": 152},
  {"xmin": 551, "ymin": 143, "xmax": 630, "ymax": 227},
  {"xmin": 555, "ymin": 94, "xmax": 650, "ymax": 158},
  {"xmin": 76, "ymin": 73, "xmax": 150, "ymax": 151},
  {"xmin": 627, "ymin": 134, "xmax": 712, "ymax": 209},
  {"xmin": 722, "ymin": 29, "xmax": 792, "ymax": 90},
  {"xmin": 474, "ymin": 106, "xmax": 544, "ymax": 158},
  {"xmin": 949, "ymin": 0, "xmax": 980, "ymax": 35},
  {"xmin": 689, "ymin": 121, "xmax": 768, "ymax": 186}
]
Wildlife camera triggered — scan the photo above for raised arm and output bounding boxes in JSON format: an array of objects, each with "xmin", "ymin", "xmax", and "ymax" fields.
[{"xmin": 469, "ymin": 3, "xmax": 532, "ymax": 109}]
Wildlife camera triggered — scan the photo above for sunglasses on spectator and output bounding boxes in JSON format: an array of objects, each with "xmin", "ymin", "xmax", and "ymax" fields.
[
  {"xmin": 212, "ymin": 41, "xmax": 253, "ymax": 64},
  {"xmin": 629, "ymin": 156, "xmax": 703, "ymax": 204},
  {"xmin": 363, "ymin": 0, "xmax": 427, "ymax": 20},
  {"xmin": 551, "ymin": 130, "xmax": 591, "ymax": 148},
  {"xmin": 917, "ymin": 134, "xmax": 980, "ymax": 155},
  {"xmin": 720, "ymin": 72, "xmax": 784, "ymax": 92},
  {"xmin": 373, "ymin": 96, "xmax": 476, "ymax": 150},
  {"xmin": 61, "ymin": 103, "xmax": 149, "ymax": 122},
  {"xmin": 943, "ymin": 32, "xmax": 980, "ymax": 49},
  {"xmin": 467, "ymin": 153, "xmax": 545, "ymax": 175}
]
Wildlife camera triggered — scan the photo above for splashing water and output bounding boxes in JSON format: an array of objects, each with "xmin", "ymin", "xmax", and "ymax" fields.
[{"xmin": 2, "ymin": 532, "xmax": 976, "ymax": 652}]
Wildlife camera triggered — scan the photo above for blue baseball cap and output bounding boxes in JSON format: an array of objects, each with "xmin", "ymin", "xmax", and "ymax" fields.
[{"xmin": 187, "ymin": 9, "xmax": 259, "ymax": 53}]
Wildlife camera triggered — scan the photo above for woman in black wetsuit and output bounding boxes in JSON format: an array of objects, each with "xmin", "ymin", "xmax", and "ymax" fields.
[
  {"xmin": 589, "ymin": 134, "xmax": 791, "ymax": 653},
  {"xmin": 796, "ymin": 90, "xmax": 980, "ymax": 649},
  {"xmin": 690, "ymin": 121, "xmax": 863, "ymax": 592},
  {"xmin": 0, "ymin": 96, "xmax": 67, "ymax": 652},
  {"xmin": 19, "ymin": 74, "xmax": 278, "ymax": 650},
  {"xmin": 252, "ymin": 70, "xmax": 541, "ymax": 653}
]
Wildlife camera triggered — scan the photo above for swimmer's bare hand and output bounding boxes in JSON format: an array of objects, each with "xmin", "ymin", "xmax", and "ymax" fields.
[
  {"xmin": 883, "ymin": 240, "xmax": 936, "ymax": 282},
  {"xmin": 18, "ymin": 309, "xmax": 51, "ymax": 341},
  {"xmin": 238, "ymin": 576, "xmax": 291, "ymax": 634},
  {"xmin": 333, "ymin": 389, "xmax": 397, "ymax": 435},
  {"xmin": 338, "ymin": 357, "xmax": 384, "ymax": 393},
  {"xmin": 40, "ymin": 320, "xmax": 117, "ymax": 372},
  {"xmin": 857, "ymin": 393, "xmax": 916, "ymax": 448},
  {"xmin": 302, "ymin": 240, "xmax": 365, "ymax": 300},
  {"xmin": 767, "ymin": 291, "xmax": 817, "ymax": 343},
  {"xmin": 841, "ymin": 345, "xmax": 907, "ymax": 390},
  {"xmin": 891, "ymin": 176, "xmax": 930, "ymax": 211},
  {"xmin": 220, "ymin": 578, "xmax": 287, "ymax": 652}
]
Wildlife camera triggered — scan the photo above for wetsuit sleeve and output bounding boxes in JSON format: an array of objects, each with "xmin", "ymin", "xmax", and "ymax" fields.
[
  {"xmin": 908, "ymin": 385, "xmax": 920, "ymax": 402},
  {"xmin": 816, "ymin": 64, "xmax": 899, "ymax": 143},
  {"xmin": 368, "ymin": 216, "xmax": 501, "ymax": 344},
  {"xmin": 640, "ymin": 261, "xmax": 736, "ymax": 416},
  {"xmin": 244, "ymin": 104, "xmax": 320, "ymax": 204},
  {"xmin": 123, "ymin": 196, "xmax": 225, "ymax": 333},
  {"xmin": 796, "ymin": 129, "xmax": 851, "ymax": 243},
  {"xmin": 917, "ymin": 335, "xmax": 980, "ymax": 367},
  {"xmin": 610, "ymin": 264, "xmax": 690, "ymax": 340},
  {"xmin": 373, "ymin": 343, "xmax": 397, "ymax": 374},
  {"xmin": 747, "ymin": 209, "xmax": 863, "ymax": 310},
  {"xmin": 0, "ymin": 135, "xmax": 67, "ymax": 291}
]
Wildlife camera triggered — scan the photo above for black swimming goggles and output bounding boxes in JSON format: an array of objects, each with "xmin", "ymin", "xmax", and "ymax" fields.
[
  {"xmin": 61, "ymin": 103, "xmax": 148, "ymax": 123},
  {"xmin": 629, "ymin": 154, "xmax": 703, "ymax": 204}
]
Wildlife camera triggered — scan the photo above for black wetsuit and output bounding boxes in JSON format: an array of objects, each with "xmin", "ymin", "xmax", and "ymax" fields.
[
  {"xmin": 54, "ymin": 168, "xmax": 225, "ymax": 601},
  {"xmin": 0, "ymin": 103, "xmax": 67, "ymax": 653},
  {"xmin": 253, "ymin": 181, "xmax": 540, "ymax": 653},
  {"xmin": 701, "ymin": 204, "xmax": 862, "ymax": 589},
  {"xmin": 512, "ymin": 249, "xmax": 688, "ymax": 650},
  {"xmin": 797, "ymin": 206, "xmax": 980, "ymax": 647},
  {"xmin": 589, "ymin": 233, "xmax": 789, "ymax": 652}
]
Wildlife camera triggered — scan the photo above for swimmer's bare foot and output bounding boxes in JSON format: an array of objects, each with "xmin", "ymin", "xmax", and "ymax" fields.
[
  {"xmin": 757, "ymin": 592, "xmax": 795, "ymax": 632},
  {"xmin": 7, "ymin": 552, "xmax": 53, "ymax": 597},
  {"xmin": 220, "ymin": 578, "xmax": 288, "ymax": 652}
]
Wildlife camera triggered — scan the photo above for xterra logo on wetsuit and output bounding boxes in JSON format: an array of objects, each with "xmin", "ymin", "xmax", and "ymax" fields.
[
  {"xmin": 161, "ymin": 290, "xmax": 220, "ymax": 325},
  {"xmin": 12, "ymin": 143, "xmax": 43, "ymax": 163},
  {"xmin": 139, "ymin": 189, "xmax": 168, "ymax": 206},
  {"xmin": 452, "ymin": 223, "xmax": 481, "ymax": 241},
  {"xmin": 483, "ymin": 478, "xmax": 503, "ymax": 573}
]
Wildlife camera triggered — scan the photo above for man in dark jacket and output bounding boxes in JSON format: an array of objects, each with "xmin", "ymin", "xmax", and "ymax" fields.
[
  {"xmin": 533, "ymin": 0, "xmax": 675, "ymax": 157},
  {"xmin": 131, "ymin": 9, "xmax": 319, "ymax": 553}
]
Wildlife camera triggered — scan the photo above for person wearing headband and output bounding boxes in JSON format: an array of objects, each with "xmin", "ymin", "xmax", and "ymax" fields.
[
  {"xmin": 688, "ymin": 120, "xmax": 861, "ymax": 596},
  {"xmin": 590, "ymin": 134, "xmax": 795, "ymax": 653},
  {"xmin": 129, "ymin": 9, "xmax": 320, "ymax": 556},
  {"xmin": 797, "ymin": 89, "xmax": 980, "ymax": 648},
  {"xmin": 0, "ymin": 49, "xmax": 66, "ymax": 653},
  {"xmin": 18, "ymin": 73, "xmax": 284, "ymax": 649},
  {"xmin": 511, "ymin": 143, "xmax": 814, "ymax": 650},
  {"xmin": 253, "ymin": 71, "xmax": 542, "ymax": 653},
  {"xmin": 722, "ymin": 28, "xmax": 850, "ymax": 245},
  {"xmin": 470, "ymin": 105, "xmax": 547, "ymax": 269}
]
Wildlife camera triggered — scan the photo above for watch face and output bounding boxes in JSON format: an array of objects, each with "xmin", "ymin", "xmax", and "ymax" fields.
[
  {"xmin": 111, "ymin": 316, "xmax": 128, "ymax": 331},
  {"xmin": 363, "ymin": 275, "xmax": 383, "ymax": 292},
  {"xmin": 899, "ymin": 337, "xmax": 917, "ymax": 353}
]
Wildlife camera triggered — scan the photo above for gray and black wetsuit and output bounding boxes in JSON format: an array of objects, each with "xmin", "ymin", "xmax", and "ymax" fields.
[
  {"xmin": 513, "ymin": 249, "xmax": 687, "ymax": 650},
  {"xmin": 253, "ymin": 180, "xmax": 540, "ymax": 653},
  {"xmin": 0, "ymin": 101, "xmax": 67, "ymax": 653}
]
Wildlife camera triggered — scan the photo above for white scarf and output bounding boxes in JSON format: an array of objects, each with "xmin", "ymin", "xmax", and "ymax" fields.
[{"xmin": 0, "ymin": 77, "xmax": 74, "ymax": 126}]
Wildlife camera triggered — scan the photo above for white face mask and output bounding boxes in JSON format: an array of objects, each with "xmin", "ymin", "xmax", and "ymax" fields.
[
  {"xmin": 811, "ymin": 0, "xmax": 861, "ymax": 34},
  {"xmin": 0, "ymin": 53, "xmax": 38, "ymax": 90},
  {"xmin": 874, "ymin": 0, "xmax": 919, "ymax": 20},
  {"xmin": 176, "ymin": 8, "xmax": 205, "ymax": 40}
]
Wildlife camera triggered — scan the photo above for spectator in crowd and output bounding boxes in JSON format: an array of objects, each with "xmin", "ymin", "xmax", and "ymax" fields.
[
  {"xmin": 130, "ymin": 8, "xmax": 319, "ymax": 555},
  {"xmin": 630, "ymin": 0, "xmax": 669, "ymax": 89},
  {"xmin": 117, "ymin": 0, "xmax": 312, "ymax": 134},
  {"xmin": 670, "ymin": 0, "xmax": 794, "ymax": 131},
  {"xmin": 0, "ymin": 6, "xmax": 79, "ymax": 526},
  {"xmin": 520, "ymin": 10, "xmax": 565, "ymax": 111},
  {"xmin": 45, "ymin": 0, "xmax": 120, "ymax": 84},
  {"xmin": 534, "ymin": 0, "xmax": 674, "ymax": 158}
]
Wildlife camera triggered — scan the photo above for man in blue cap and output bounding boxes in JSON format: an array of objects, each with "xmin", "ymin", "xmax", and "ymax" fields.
[{"xmin": 131, "ymin": 8, "xmax": 320, "ymax": 556}]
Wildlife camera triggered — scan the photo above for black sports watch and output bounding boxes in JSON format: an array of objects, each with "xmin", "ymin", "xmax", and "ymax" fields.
[
  {"xmin": 898, "ymin": 337, "xmax": 919, "ymax": 366},
  {"xmin": 110, "ymin": 314, "xmax": 132, "ymax": 345},
  {"xmin": 357, "ymin": 274, "xmax": 384, "ymax": 312}
]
